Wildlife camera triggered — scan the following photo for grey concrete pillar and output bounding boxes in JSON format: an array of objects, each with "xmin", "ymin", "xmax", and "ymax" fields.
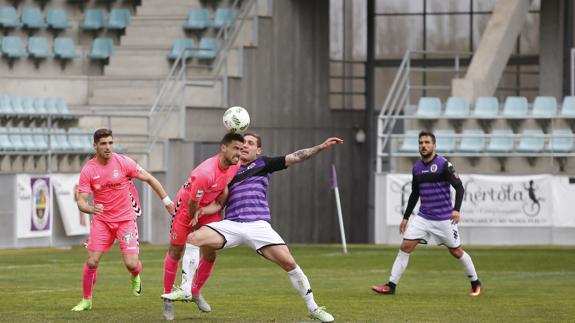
[
  {"xmin": 539, "ymin": 0, "xmax": 564, "ymax": 99},
  {"xmin": 452, "ymin": 0, "xmax": 531, "ymax": 102}
]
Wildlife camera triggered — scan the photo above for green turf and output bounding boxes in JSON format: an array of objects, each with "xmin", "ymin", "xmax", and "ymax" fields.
[{"xmin": 1, "ymin": 244, "xmax": 574, "ymax": 322}]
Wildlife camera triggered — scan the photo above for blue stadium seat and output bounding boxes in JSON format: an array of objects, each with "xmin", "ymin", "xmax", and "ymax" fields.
[
  {"xmin": 10, "ymin": 96, "xmax": 25, "ymax": 114},
  {"xmin": 28, "ymin": 36, "xmax": 53, "ymax": 59},
  {"xmin": 457, "ymin": 129, "xmax": 485, "ymax": 153},
  {"xmin": 80, "ymin": 9, "xmax": 105, "ymax": 30},
  {"xmin": 51, "ymin": 128, "xmax": 72, "ymax": 151},
  {"xmin": 502, "ymin": 96, "xmax": 528, "ymax": 117},
  {"xmin": 545, "ymin": 128, "xmax": 573, "ymax": 153},
  {"xmin": 21, "ymin": 7, "xmax": 47, "ymax": 29},
  {"xmin": 0, "ymin": 127, "xmax": 14, "ymax": 151},
  {"xmin": 211, "ymin": 8, "xmax": 235, "ymax": 29},
  {"xmin": 0, "ymin": 95, "xmax": 13, "ymax": 113},
  {"xmin": 473, "ymin": 96, "xmax": 499, "ymax": 117},
  {"xmin": 0, "ymin": 7, "xmax": 22, "ymax": 28},
  {"xmin": 33, "ymin": 97, "xmax": 48, "ymax": 114},
  {"xmin": 54, "ymin": 37, "xmax": 80, "ymax": 59},
  {"xmin": 435, "ymin": 129, "xmax": 456, "ymax": 153},
  {"xmin": 398, "ymin": 130, "xmax": 419, "ymax": 153},
  {"xmin": 68, "ymin": 128, "xmax": 92, "ymax": 152},
  {"xmin": 9, "ymin": 128, "xmax": 27, "ymax": 151},
  {"xmin": 517, "ymin": 129, "xmax": 545, "ymax": 153},
  {"xmin": 105, "ymin": 8, "xmax": 130, "ymax": 30},
  {"xmin": 184, "ymin": 8, "xmax": 209, "ymax": 30},
  {"xmin": 486, "ymin": 129, "xmax": 514, "ymax": 153},
  {"xmin": 561, "ymin": 96, "xmax": 575, "ymax": 116},
  {"xmin": 20, "ymin": 128, "xmax": 40, "ymax": 150},
  {"xmin": 55, "ymin": 97, "xmax": 71, "ymax": 115},
  {"xmin": 22, "ymin": 96, "xmax": 36, "ymax": 114},
  {"xmin": 168, "ymin": 38, "xmax": 195, "ymax": 60},
  {"xmin": 88, "ymin": 37, "xmax": 113, "ymax": 60},
  {"xmin": 44, "ymin": 97, "xmax": 59, "ymax": 115},
  {"xmin": 32, "ymin": 128, "xmax": 48, "ymax": 150},
  {"xmin": 532, "ymin": 96, "xmax": 557, "ymax": 117},
  {"xmin": 194, "ymin": 37, "xmax": 220, "ymax": 60},
  {"xmin": 2, "ymin": 36, "xmax": 27, "ymax": 58},
  {"xmin": 444, "ymin": 96, "xmax": 470, "ymax": 117},
  {"xmin": 415, "ymin": 97, "xmax": 441, "ymax": 117},
  {"xmin": 46, "ymin": 8, "xmax": 72, "ymax": 30}
]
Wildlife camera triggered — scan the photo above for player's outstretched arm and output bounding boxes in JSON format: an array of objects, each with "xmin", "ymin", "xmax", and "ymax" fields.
[
  {"xmin": 199, "ymin": 187, "xmax": 229, "ymax": 216},
  {"xmin": 135, "ymin": 169, "xmax": 174, "ymax": 214},
  {"xmin": 285, "ymin": 137, "xmax": 344, "ymax": 166}
]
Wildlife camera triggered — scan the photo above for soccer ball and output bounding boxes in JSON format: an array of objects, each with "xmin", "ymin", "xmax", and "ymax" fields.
[{"xmin": 223, "ymin": 106, "xmax": 250, "ymax": 132}]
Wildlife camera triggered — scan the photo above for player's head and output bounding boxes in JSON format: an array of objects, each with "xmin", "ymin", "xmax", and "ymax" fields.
[
  {"xmin": 93, "ymin": 128, "xmax": 114, "ymax": 160},
  {"xmin": 418, "ymin": 131, "xmax": 436, "ymax": 158},
  {"xmin": 220, "ymin": 132, "xmax": 245, "ymax": 166},
  {"xmin": 241, "ymin": 132, "xmax": 262, "ymax": 163}
]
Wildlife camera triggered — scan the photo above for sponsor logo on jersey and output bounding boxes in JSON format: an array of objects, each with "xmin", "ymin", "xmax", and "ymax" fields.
[
  {"xmin": 247, "ymin": 163, "xmax": 256, "ymax": 170},
  {"xmin": 430, "ymin": 164, "xmax": 438, "ymax": 172},
  {"xmin": 195, "ymin": 190, "xmax": 204, "ymax": 198},
  {"xmin": 123, "ymin": 233, "xmax": 132, "ymax": 243},
  {"xmin": 113, "ymin": 169, "xmax": 119, "ymax": 178}
]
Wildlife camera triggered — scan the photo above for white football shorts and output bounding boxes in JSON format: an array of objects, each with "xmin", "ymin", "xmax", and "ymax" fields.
[
  {"xmin": 403, "ymin": 215, "xmax": 461, "ymax": 248},
  {"xmin": 205, "ymin": 220, "xmax": 286, "ymax": 252}
]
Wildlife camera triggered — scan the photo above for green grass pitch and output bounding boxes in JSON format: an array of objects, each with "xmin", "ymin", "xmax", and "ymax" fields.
[{"xmin": 1, "ymin": 244, "xmax": 574, "ymax": 322}]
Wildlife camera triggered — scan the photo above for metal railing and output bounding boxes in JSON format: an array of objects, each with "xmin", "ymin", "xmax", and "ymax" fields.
[{"xmin": 145, "ymin": 0, "xmax": 257, "ymax": 169}]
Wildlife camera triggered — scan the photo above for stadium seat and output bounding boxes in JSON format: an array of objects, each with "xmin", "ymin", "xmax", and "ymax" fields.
[
  {"xmin": 9, "ymin": 128, "xmax": 27, "ymax": 151},
  {"xmin": 561, "ymin": 96, "xmax": 575, "ymax": 115},
  {"xmin": 517, "ymin": 129, "xmax": 545, "ymax": 153},
  {"xmin": 80, "ymin": 9, "xmax": 105, "ymax": 30},
  {"xmin": 211, "ymin": 8, "xmax": 235, "ymax": 29},
  {"xmin": 0, "ymin": 95, "xmax": 13, "ymax": 113},
  {"xmin": 194, "ymin": 37, "xmax": 220, "ymax": 60},
  {"xmin": 502, "ymin": 96, "xmax": 528, "ymax": 117},
  {"xmin": 458, "ymin": 129, "xmax": 485, "ymax": 153},
  {"xmin": 168, "ymin": 38, "xmax": 195, "ymax": 60},
  {"xmin": 0, "ymin": 6, "xmax": 22, "ymax": 28},
  {"xmin": 184, "ymin": 8, "xmax": 209, "ymax": 30},
  {"xmin": 22, "ymin": 96, "xmax": 36, "ymax": 114},
  {"xmin": 46, "ymin": 8, "xmax": 72, "ymax": 30},
  {"xmin": 473, "ymin": 96, "xmax": 499, "ymax": 117},
  {"xmin": 532, "ymin": 96, "xmax": 557, "ymax": 117},
  {"xmin": 486, "ymin": 129, "xmax": 514, "ymax": 153},
  {"xmin": 32, "ymin": 128, "xmax": 48, "ymax": 150},
  {"xmin": 434, "ymin": 129, "xmax": 456, "ymax": 153},
  {"xmin": 21, "ymin": 7, "xmax": 47, "ymax": 29},
  {"xmin": 28, "ymin": 36, "xmax": 53, "ymax": 59},
  {"xmin": 51, "ymin": 128, "xmax": 72, "ymax": 151},
  {"xmin": 545, "ymin": 128, "xmax": 573, "ymax": 153},
  {"xmin": 88, "ymin": 37, "xmax": 114, "ymax": 60},
  {"xmin": 44, "ymin": 97, "xmax": 59, "ymax": 115},
  {"xmin": 33, "ymin": 97, "xmax": 48, "ymax": 114},
  {"xmin": 105, "ymin": 8, "xmax": 130, "ymax": 30},
  {"xmin": 398, "ymin": 130, "xmax": 419, "ymax": 153},
  {"xmin": 2, "ymin": 36, "xmax": 27, "ymax": 58},
  {"xmin": 0, "ymin": 127, "xmax": 14, "ymax": 151},
  {"xmin": 444, "ymin": 96, "xmax": 470, "ymax": 117},
  {"xmin": 415, "ymin": 97, "xmax": 441, "ymax": 117},
  {"xmin": 20, "ymin": 128, "xmax": 40, "ymax": 150},
  {"xmin": 55, "ymin": 97, "xmax": 71, "ymax": 115},
  {"xmin": 54, "ymin": 37, "xmax": 80, "ymax": 59},
  {"xmin": 10, "ymin": 96, "xmax": 25, "ymax": 114},
  {"xmin": 68, "ymin": 128, "xmax": 91, "ymax": 152}
]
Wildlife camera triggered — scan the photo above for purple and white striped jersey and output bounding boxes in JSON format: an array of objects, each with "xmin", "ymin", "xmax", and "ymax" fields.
[
  {"xmin": 404, "ymin": 154, "xmax": 464, "ymax": 221},
  {"xmin": 224, "ymin": 156, "xmax": 287, "ymax": 222}
]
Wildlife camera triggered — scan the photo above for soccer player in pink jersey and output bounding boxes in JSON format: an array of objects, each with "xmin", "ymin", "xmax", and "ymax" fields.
[
  {"xmin": 71, "ymin": 128, "xmax": 175, "ymax": 312},
  {"xmin": 160, "ymin": 132, "xmax": 243, "ymax": 320}
]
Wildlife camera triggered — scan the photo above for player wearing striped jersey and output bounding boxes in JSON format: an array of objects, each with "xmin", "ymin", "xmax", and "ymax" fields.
[
  {"xmin": 72, "ymin": 129, "xmax": 175, "ymax": 312},
  {"xmin": 179, "ymin": 133, "xmax": 342, "ymax": 323},
  {"xmin": 371, "ymin": 131, "xmax": 481, "ymax": 297}
]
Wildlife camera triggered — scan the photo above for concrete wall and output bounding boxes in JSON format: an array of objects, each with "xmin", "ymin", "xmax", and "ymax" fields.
[{"xmin": 222, "ymin": 0, "xmax": 369, "ymax": 243}]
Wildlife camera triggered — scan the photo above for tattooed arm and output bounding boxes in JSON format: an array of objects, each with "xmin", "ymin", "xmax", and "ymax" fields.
[{"xmin": 284, "ymin": 137, "xmax": 343, "ymax": 166}]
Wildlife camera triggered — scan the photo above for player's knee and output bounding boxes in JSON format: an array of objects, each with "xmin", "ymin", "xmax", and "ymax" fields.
[
  {"xmin": 86, "ymin": 257, "xmax": 99, "ymax": 269},
  {"xmin": 168, "ymin": 244, "xmax": 184, "ymax": 259},
  {"xmin": 282, "ymin": 259, "xmax": 297, "ymax": 271},
  {"xmin": 202, "ymin": 250, "xmax": 217, "ymax": 262},
  {"xmin": 125, "ymin": 260, "xmax": 139, "ymax": 271},
  {"xmin": 449, "ymin": 247, "xmax": 464, "ymax": 258}
]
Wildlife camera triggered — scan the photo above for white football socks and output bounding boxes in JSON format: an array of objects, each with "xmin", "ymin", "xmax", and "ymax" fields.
[
  {"xmin": 180, "ymin": 243, "xmax": 200, "ymax": 293},
  {"xmin": 458, "ymin": 251, "xmax": 478, "ymax": 281},
  {"xmin": 288, "ymin": 265, "xmax": 318, "ymax": 313},
  {"xmin": 389, "ymin": 250, "xmax": 410, "ymax": 284}
]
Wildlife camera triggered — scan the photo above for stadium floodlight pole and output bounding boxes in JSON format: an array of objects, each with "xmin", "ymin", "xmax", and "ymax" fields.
[{"xmin": 331, "ymin": 164, "xmax": 347, "ymax": 254}]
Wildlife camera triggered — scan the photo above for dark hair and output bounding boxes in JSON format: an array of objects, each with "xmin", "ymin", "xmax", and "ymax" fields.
[
  {"xmin": 418, "ymin": 131, "xmax": 436, "ymax": 144},
  {"xmin": 93, "ymin": 128, "xmax": 113, "ymax": 144},
  {"xmin": 243, "ymin": 132, "xmax": 261, "ymax": 148},
  {"xmin": 221, "ymin": 132, "xmax": 245, "ymax": 145}
]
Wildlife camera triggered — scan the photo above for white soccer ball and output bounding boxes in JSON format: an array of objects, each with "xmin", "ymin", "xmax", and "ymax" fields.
[{"xmin": 223, "ymin": 106, "xmax": 250, "ymax": 133}]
